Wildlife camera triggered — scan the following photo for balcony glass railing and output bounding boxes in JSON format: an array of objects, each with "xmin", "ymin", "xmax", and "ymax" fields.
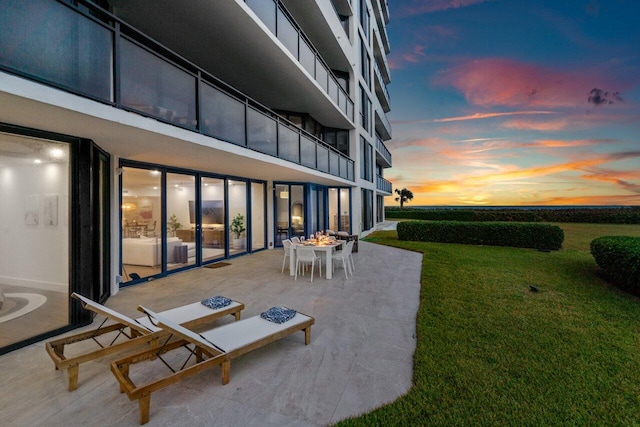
[
  {"xmin": 376, "ymin": 175, "xmax": 392, "ymax": 193},
  {"xmin": 0, "ymin": 0, "xmax": 354, "ymax": 182},
  {"xmin": 374, "ymin": 62, "xmax": 390, "ymax": 108},
  {"xmin": 245, "ymin": 0, "xmax": 354, "ymax": 121},
  {"xmin": 376, "ymin": 134, "xmax": 392, "ymax": 165}
]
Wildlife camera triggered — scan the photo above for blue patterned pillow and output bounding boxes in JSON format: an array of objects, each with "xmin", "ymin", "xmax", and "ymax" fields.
[
  {"xmin": 261, "ymin": 306, "xmax": 297, "ymax": 324},
  {"xmin": 201, "ymin": 296, "xmax": 232, "ymax": 310}
]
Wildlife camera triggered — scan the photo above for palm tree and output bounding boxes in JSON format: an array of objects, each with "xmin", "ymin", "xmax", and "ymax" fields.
[{"xmin": 394, "ymin": 188, "xmax": 414, "ymax": 209}]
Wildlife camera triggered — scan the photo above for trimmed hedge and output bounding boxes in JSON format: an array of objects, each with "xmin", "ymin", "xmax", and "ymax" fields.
[
  {"xmin": 397, "ymin": 220, "xmax": 564, "ymax": 250},
  {"xmin": 590, "ymin": 236, "xmax": 640, "ymax": 293},
  {"xmin": 386, "ymin": 207, "xmax": 640, "ymax": 224}
]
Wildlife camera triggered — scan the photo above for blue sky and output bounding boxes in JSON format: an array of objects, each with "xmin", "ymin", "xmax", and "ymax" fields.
[{"xmin": 385, "ymin": 0, "xmax": 640, "ymax": 205}]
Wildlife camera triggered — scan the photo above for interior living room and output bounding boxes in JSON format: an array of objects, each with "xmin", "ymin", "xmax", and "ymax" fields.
[{"xmin": 121, "ymin": 166, "xmax": 263, "ymax": 283}]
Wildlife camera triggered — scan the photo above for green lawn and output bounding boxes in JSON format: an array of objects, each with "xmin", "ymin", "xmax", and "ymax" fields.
[{"xmin": 339, "ymin": 223, "xmax": 640, "ymax": 426}]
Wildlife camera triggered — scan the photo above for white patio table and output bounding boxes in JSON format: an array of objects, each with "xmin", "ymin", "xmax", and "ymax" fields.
[{"xmin": 289, "ymin": 240, "xmax": 344, "ymax": 279}]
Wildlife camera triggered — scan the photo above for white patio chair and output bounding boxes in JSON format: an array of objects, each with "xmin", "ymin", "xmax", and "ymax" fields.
[
  {"xmin": 291, "ymin": 236, "xmax": 301, "ymax": 244},
  {"xmin": 295, "ymin": 246, "xmax": 322, "ymax": 282},
  {"xmin": 332, "ymin": 240, "xmax": 354, "ymax": 279},
  {"xmin": 281, "ymin": 239, "xmax": 292, "ymax": 273}
]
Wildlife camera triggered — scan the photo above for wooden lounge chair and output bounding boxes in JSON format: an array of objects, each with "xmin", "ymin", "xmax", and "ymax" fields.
[
  {"xmin": 45, "ymin": 293, "xmax": 244, "ymax": 391},
  {"xmin": 111, "ymin": 305, "xmax": 315, "ymax": 425}
]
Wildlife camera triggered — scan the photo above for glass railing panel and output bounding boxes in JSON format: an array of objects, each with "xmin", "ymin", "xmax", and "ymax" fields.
[
  {"xmin": 0, "ymin": 0, "xmax": 112, "ymax": 101},
  {"xmin": 278, "ymin": 124, "xmax": 299, "ymax": 163},
  {"xmin": 315, "ymin": 59, "xmax": 328, "ymax": 92},
  {"xmin": 329, "ymin": 151, "xmax": 339, "ymax": 176},
  {"xmin": 347, "ymin": 161, "xmax": 354, "ymax": 181},
  {"xmin": 338, "ymin": 90, "xmax": 346, "ymax": 114},
  {"xmin": 317, "ymin": 145, "xmax": 329, "ymax": 173},
  {"xmin": 328, "ymin": 78, "xmax": 339, "ymax": 105},
  {"xmin": 120, "ymin": 38, "xmax": 196, "ymax": 128},
  {"xmin": 247, "ymin": 107, "xmax": 277, "ymax": 156},
  {"xmin": 247, "ymin": 0, "xmax": 276, "ymax": 33},
  {"xmin": 299, "ymin": 39, "xmax": 315, "ymax": 77},
  {"xmin": 277, "ymin": 10, "xmax": 299, "ymax": 58},
  {"xmin": 300, "ymin": 135, "xmax": 317, "ymax": 169},
  {"xmin": 201, "ymin": 82, "xmax": 246, "ymax": 146},
  {"xmin": 339, "ymin": 156, "xmax": 348, "ymax": 179},
  {"xmin": 347, "ymin": 100, "xmax": 354, "ymax": 121}
]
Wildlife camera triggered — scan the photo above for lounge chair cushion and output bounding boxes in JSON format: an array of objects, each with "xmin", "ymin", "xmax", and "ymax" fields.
[
  {"xmin": 135, "ymin": 300, "xmax": 243, "ymax": 332},
  {"xmin": 200, "ymin": 314, "xmax": 311, "ymax": 352}
]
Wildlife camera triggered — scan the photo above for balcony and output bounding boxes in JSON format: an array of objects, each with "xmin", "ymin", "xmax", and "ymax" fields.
[
  {"xmin": 373, "ymin": 28, "xmax": 391, "ymax": 84},
  {"xmin": 374, "ymin": 63, "xmax": 391, "ymax": 113},
  {"xmin": 374, "ymin": 103, "xmax": 392, "ymax": 141},
  {"xmin": 244, "ymin": 0, "xmax": 354, "ymax": 121},
  {"xmin": 0, "ymin": 0, "xmax": 354, "ymax": 181},
  {"xmin": 376, "ymin": 134, "xmax": 392, "ymax": 168},
  {"xmin": 376, "ymin": 175, "xmax": 392, "ymax": 194}
]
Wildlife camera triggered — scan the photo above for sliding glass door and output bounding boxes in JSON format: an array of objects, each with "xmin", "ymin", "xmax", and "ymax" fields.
[
  {"xmin": 121, "ymin": 167, "xmax": 162, "ymax": 281},
  {"xmin": 201, "ymin": 177, "xmax": 225, "ymax": 262},
  {"xmin": 166, "ymin": 173, "xmax": 196, "ymax": 271}
]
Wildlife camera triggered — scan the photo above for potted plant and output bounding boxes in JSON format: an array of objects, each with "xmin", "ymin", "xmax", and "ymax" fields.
[
  {"xmin": 230, "ymin": 213, "xmax": 246, "ymax": 249},
  {"xmin": 167, "ymin": 214, "xmax": 182, "ymax": 237}
]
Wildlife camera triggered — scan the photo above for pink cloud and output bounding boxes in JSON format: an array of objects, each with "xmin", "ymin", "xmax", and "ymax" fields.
[
  {"xmin": 400, "ymin": 0, "xmax": 492, "ymax": 16},
  {"xmin": 402, "ymin": 44, "xmax": 427, "ymax": 63},
  {"xmin": 435, "ymin": 58, "xmax": 629, "ymax": 109}
]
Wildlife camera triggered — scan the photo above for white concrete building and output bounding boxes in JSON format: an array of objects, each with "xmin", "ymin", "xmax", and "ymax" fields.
[{"xmin": 0, "ymin": 0, "xmax": 392, "ymax": 353}]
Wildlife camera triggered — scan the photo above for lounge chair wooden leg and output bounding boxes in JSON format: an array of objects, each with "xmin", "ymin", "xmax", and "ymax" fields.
[
  {"xmin": 221, "ymin": 360, "xmax": 230, "ymax": 385},
  {"xmin": 120, "ymin": 364, "xmax": 130, "ymax": 393},
  {"xmin": 234, "ymin": 311, "xmax": 241, "ymax": 321},
  {"xmin": 138, "ymin": 394, "xmax": 151, "ymax": 425},
  {"xmin": 304, "ymin": 327, "xmax": 311, "ymax": 345},
  {"xmin": 67, "ymin": 364, "xmax": 79, "ymax": 391}
]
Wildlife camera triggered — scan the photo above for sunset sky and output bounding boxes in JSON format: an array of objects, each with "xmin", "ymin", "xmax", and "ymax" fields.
[{"xmin": 385, "ymin": 0, "xmax": 640, "ymax": 206}]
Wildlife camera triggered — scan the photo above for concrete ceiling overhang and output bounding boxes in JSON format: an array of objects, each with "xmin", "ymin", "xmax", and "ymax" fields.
[
  {"xmin": 108, "ymin": 0, "xmax": 353, "ymax": 130},
  {"xmin": 0, "ymin": 74, "xmax": 352, "ymax": 187}
]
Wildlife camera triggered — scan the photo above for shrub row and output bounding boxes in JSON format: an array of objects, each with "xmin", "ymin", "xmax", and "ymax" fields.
[
  {"xmin": 385, "ymin": 207, "xmax": 640, "ymax": 224},
  {"xmin": 590, "ymin": 236, "xmax": 640, "ymax": 293},
  {"xmin": 397, "ymin": 220, "xmax": 564, "ymax": 250}
]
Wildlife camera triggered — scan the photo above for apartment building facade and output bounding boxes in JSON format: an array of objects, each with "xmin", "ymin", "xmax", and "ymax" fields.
[{"xmin": 0, "ymin": 0, "xmax": 393, "ymax": 353}]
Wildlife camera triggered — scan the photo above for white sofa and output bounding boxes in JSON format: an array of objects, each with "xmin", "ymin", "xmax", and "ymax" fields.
[{"xmin": 122, "ymin": 237, "xmax": 186, "ymax": 266}]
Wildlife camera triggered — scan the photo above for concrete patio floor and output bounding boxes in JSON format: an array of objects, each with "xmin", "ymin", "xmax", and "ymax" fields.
[{"xmin": 0, "ymin": 240, "xmax": 422, "ymax": 426}]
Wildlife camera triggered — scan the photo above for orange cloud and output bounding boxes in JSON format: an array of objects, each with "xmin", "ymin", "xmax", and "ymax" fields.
[
  {"xmin": 535, "ymin": 138, "xmax": 617, "ymax": 148},
  {"xmin": 501, "ymin": 118, "xmax": 570, "ymax": 131},
  {"xmin": 432, "ymin": 110, "xmax": 554, "ymax": 123},
  {"xmin": 531, "ymin": 195, "xmax": 640, "ymax": 206},
  {"xmin": 388, "ymin": 151, "xmax": 640, "ymax": 206}
]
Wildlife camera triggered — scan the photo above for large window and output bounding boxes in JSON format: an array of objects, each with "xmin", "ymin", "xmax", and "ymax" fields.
[
  {"xmin": 328, "ymin": 187, "xmax": 351, "ymax": 232},
  {"xmin": 360, "ymin": 136, "xmax": 373, "ymax": 182},
  {"xmin": 360, "ymin": 85, "xmax": 371, "ymax": 132},
  {"xmin": 359, "ymin": 0, "xmax": 370, "ymax": 40},
  {"xmin": 362, "ymin": 188, "xmax": 373, "ymax": 231},
  {"xmin": 360, "ymin": 37, "xmax": 370, "ymax": 87},
  {"xmin": 0, "ymin": 132, "xmax": 70, "ymax": 348},
  {"xmin": 251, "ymin": 182, "xmax": 266, "ymax": 250}
]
